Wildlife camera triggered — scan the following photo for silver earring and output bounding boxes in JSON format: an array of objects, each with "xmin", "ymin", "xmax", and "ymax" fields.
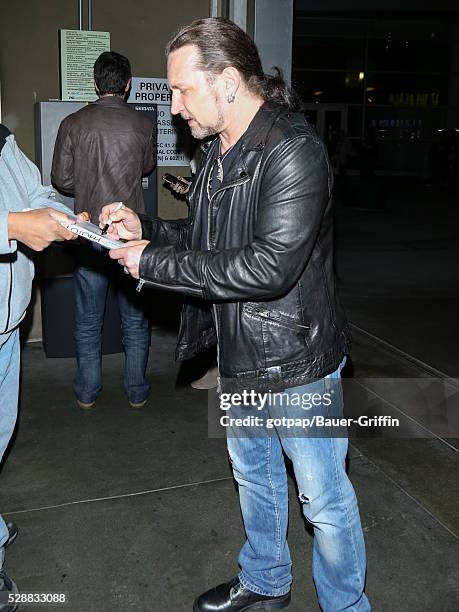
[{"xmin": 227, "ymin": 93, "xmax": 235, "ymax": 103}]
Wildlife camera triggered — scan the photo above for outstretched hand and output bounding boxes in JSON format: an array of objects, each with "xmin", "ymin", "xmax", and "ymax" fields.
[{"xmin": 8, "ymin": 208, "xmax": 77, "ymax": 251}]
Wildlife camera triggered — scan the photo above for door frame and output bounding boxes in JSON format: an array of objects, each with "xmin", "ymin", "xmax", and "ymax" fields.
[{"xmin": 302, "ymin": 104, "xmax": 348, "ymax": 141}]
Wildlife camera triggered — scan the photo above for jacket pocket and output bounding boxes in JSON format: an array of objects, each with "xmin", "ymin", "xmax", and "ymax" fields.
[{"xmin": 243, "ymin": 303, "xmax": 309, "ymax": 333}]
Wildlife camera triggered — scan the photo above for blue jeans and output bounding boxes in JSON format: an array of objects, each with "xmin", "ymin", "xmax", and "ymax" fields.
[
  {"xmin": 226, "ymin": 367, "xmax": 370, "ymax": 611},
  {"xmin": 0, "ymin": 329, "xmax": 20, "ymax": 568},
  {"xmin": 73, "ymin": 244, "xmax": 151, "ymax": 404}
]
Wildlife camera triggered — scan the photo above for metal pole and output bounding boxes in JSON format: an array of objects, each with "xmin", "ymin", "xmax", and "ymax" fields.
[
  {"xmin": 210, "ymin": 0, "xmax": 218, "ymax": 17},
  {"xmin": 361, "ymin": 35, "xmax": 368, "ymax": 141},
  {"xmin": 230, "ymin": 0, "xmax": 247, "ymax": 32},
  {"xmin": 88, "ymin": 0, "xmax": 92, "ymax": 31},
  {"xmin": 78, "ymin": 0, "xmax": 83, "ymax": 30}
]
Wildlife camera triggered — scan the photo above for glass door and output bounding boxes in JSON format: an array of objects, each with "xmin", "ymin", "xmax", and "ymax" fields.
[{"xmin": 302, "ymin": 104, "xmax": 348, "ymax": 156}]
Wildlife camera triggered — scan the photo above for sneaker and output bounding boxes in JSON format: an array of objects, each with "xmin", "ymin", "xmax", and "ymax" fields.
[
  {"xmin": 5, "ymin": 524, "xmax": 17, "ymax": 548},
  {"xmin": 0, "ymin": 570, "xmax": 18, "ymax": 612},
  {"xmin": 77, "ymin": 400, "xmax": 95, "ymax": 410},
  {"xmin": 129, "ymin": 399, "xmax": 147, "ymax": 409},
  {"xmin": 191, "ymin": 366, "xmax": 219, "ymax": 390}
]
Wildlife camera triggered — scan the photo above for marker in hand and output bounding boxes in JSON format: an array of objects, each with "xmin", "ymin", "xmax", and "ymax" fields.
[{"xmin": 101, "ymin": 201, "xmax": 123, "ymax": 235}]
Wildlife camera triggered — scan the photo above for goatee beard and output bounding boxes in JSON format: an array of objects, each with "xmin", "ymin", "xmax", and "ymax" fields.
[
  {"xmin": 189, "ymin": 104, "xmax": 225, "ymax": 140},
  {"xmin": 190, "ymin": 124, "xmax": 218, "ymax": 139}
]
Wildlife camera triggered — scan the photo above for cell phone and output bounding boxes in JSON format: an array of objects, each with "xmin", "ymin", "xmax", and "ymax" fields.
[{"xmin": 163, "ymin": 173, "xmax": 190, "ymax": 189}]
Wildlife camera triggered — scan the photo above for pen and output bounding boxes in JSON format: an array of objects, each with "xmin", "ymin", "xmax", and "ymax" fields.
[{"xmin": 101, "ymin": 201, "xmax": 123, "ymax": 235}]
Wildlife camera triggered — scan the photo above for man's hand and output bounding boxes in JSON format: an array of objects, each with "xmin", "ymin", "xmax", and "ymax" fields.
[
  {"xmin": 109, "ymin": 240, "xmax": 150, "ymax": 279},
  {"xmin": 169, "ymin": 176, "xmax": 191, "ymax": 195},
  {"xmin": 99, "ymin": 203, "xmax": 142, "ymax": 241},
  {"xmin": 8, "ymin": 208, "xmax": 77, "ymax": 251},
  {"xmin": 76, "ymin": 211, "xmax": 91, "ymax": 222}
]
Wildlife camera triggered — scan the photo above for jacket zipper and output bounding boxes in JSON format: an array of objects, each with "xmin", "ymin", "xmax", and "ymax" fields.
[
  {"xmin": 208, "ymin": 187, "xmax": 221, "ymax": 385},
  {"xmin": 136, "ymin": 276, "xmax": 203, "ymax": 297},
  {"xmin": 244, "ymin": 305, "xmax": 309, "ymax": 330},
  {"xmin": 207, "ymin": 168, "xmax": 250, "ymax": 386}
]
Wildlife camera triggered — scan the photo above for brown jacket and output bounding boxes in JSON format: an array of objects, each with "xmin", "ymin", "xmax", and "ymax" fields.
[{"xmin": 51, "ymin": 96, "xmax": 155, "ymax": 218}]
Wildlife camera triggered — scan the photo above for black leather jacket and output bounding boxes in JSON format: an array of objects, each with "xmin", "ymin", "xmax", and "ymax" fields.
[{"xmin": 139, "ymin": 102, "xmax": 350, "ymax": 392}]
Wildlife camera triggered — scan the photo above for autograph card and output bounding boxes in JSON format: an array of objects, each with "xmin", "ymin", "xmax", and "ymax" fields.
[{"xmin": 59, "ymin": 218, "xmax": 125, "ymax": 250}]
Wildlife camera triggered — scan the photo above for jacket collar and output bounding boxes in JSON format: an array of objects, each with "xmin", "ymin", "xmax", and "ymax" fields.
[
  {"xmin": 200, "ymin": 101, "xmax": 284, "ymax": 157},
  {"xmin": 240, "ymin": 101, "xmax": 284, "ymax": 152},
  {"xmin": 197, "ymin": 102, "xmax": 286, "ymax": 193},
  {"xmin": 94, "ymin": 95, "xmax": 127, "ymax": 107}
]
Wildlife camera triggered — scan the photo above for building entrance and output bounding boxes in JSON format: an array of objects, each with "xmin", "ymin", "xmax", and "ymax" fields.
[{"xmin": 302, "ymin": 104, "xmax": 348, "ymax": 155}]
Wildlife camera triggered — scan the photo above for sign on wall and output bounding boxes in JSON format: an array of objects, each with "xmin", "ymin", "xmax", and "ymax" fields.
[
  {"xmin": 60, "ymin": 30, "xmax": 110, "ymax": 102},
  {"xmin": 128, "ymin": 77, "xmax": 191, "ymax": 166}
]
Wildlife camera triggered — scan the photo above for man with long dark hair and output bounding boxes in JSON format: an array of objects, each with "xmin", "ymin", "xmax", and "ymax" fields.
[{"xmin": 102, "ymin": 18, "xmax": 370, "ymax": 612}]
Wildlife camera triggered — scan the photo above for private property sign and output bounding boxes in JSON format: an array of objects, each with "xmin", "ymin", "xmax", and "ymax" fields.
[{"xmin": 128, "ymin": 77, "xmax": 191, "ymax": 166}]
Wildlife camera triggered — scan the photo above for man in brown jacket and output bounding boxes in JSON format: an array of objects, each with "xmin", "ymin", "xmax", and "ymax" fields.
[{"xmin": 52, "ymin": 51, "xmax": 155, "ymax": 409}]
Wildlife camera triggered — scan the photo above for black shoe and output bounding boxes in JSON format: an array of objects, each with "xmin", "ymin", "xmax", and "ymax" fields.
[
  {"xmin": 0, "ymin": 569, "xmax": 18, "ymax": 611},
  {"xmin": 5, "ymin": 523, "xmax": 18, "ymax": 547},
  {"xmin": 193, "ymin": 576, "xmax": 291, "ymax": 611}
]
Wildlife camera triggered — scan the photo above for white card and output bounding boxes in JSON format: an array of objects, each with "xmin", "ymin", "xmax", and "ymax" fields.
[{"xmin": 59, "ymin": 219, "xmax": 125, "ymax": 250}]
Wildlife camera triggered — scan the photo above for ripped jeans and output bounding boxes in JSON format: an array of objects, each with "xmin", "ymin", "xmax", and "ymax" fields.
[{"xmin": 225, "ymin": 365, "xmax": 370, "ymax": 611}]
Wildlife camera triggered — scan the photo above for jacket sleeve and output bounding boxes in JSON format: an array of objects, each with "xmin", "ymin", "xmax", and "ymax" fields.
[
  {"xmin": 139, "ymin": 214, "xmax": 189, "ymax": 248},
  {"xmin": 138, "ymin": 136, "xmax": 331, "ymax": 300},
  {"xmin": 51, "ymin": 118, "xmax": 75, "ymax": 194},
  {"xmin": 0, "ymin": 135, "xmax": 58, "ymax": 253},
  {"xmin": 0, "ymin": 211, "xmax": 15, "ymax": 254}
]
